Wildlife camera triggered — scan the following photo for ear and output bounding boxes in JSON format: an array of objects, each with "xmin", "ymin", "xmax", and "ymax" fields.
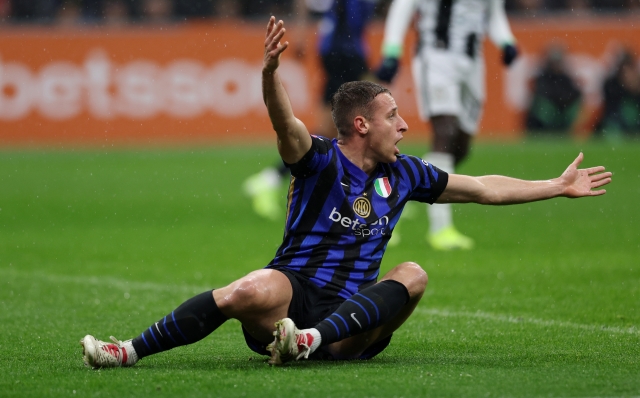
[{"xmin": 353, "ymin": 115, "xmax": 369, "ymax": 136}]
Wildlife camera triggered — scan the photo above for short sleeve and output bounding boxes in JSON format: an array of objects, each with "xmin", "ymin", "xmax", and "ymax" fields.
[
  {"xmin": 407, "ymin": 157, "xmax": 449, "ymax": 204},
  {"xmin": 285, "ymin": 136, "xmax": 333, "ymax": 179}
]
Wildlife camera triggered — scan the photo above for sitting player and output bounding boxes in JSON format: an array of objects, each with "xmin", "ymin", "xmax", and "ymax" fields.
[{"xmin": 80, "ymin": 17, "xmax": 611, "ymax": 367}]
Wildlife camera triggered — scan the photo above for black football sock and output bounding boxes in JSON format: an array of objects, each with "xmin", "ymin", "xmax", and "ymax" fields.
[
  {"xmin": 313, "ymin": 280, "xmax": 410, "ymax": 346},
  {"xmin": 131, "ymin": 290, "xmax": 228, "ymax": 359}
]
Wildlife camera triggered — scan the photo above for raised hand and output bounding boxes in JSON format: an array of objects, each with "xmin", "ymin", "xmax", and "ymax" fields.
[
  {"xmin": 559, "ymin": 153, "xmax": 612, "ymax": 198},
  {"xmin": 263, "ymin": 17, "xmax": 289, "ymax": 74}
]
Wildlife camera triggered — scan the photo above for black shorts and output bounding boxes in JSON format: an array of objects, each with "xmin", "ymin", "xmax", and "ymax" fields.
[
  {"xmin": 242, "ymin": 268, "xmax": 392, "ymax": 360},
  {"xmin": 321, "ymin": 51, "xmax": 369, "ymax": 105}
]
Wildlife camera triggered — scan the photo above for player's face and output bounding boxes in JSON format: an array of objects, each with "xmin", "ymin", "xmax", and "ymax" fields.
[{"xmin": 367, "ymin": 93, "xmax": 408, "ymax": 163}]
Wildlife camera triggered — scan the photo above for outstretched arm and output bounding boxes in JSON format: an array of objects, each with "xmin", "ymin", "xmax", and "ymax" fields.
[
  {"xmin": 380, "ymin": 0, "xmax": 417, "ymax": 59},
  {"xmin": 487, "ymin": 0, "xmax": 515, "ymax": 47},
  {"xmin": 375, "ymin": 0, "xmax": 417, "ymax": 83},
  {"xmin": 262, "ymin": 17, "xmax": 312, "ymax": 164},
  {"xmin": 437, "ymin": 153, "xmax": 612, "ymax": 205},
  {"xmin": 487, "ymin": 0, "xmax": 519, "ymax": 66}
]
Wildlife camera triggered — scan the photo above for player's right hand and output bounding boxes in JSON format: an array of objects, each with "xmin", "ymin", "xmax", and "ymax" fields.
[
  {"xmin": 375, "ymin": 57, "xmax": 400, "ymax": 83},
  {"xmin": 502, "ymin": 44, "xmax": 519, "ymax": 66},
  {"xmin": 263, "ymin": 16, "xmax": 289, "ymax": 74}
]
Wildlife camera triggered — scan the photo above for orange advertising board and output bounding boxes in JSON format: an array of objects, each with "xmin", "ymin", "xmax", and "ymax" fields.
[{"xmin": 0, "ymin": 17, "xmax": 638, "ymax": 146}]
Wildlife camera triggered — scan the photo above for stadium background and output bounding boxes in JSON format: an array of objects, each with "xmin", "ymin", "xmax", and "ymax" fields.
[
  {"xmin": 1, "ymin": 2, "xmax": 639, "ymax": 397},
  {"xmin": 0, "ymin": 4, "xmax": 639, "ymax": 145}
]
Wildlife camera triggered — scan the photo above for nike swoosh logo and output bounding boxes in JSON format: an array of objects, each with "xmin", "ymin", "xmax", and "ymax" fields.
[
  {"xmin": 350, "ymin": 313, "xmax": 362, "ymax": 329},
  {"xmin": 155, "ymin": 322, "xmax": 164, "ymax": 337},
  {"xmin": 341, "ymin": 182, "xmax": 348, "ymax": 187}
]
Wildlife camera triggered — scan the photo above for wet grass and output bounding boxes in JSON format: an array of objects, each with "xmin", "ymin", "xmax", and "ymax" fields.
[{"xmin": 0, "ymin": 139, "xmax": 638, "ymax": 397}]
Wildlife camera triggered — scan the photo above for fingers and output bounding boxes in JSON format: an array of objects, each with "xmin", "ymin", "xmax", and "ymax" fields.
[
  {"xmin": 269, "ymin": 41, "xmax": 289, "ymax": 58},
  {"xmin": 571, "ymin": 152, "xmax": 584, "ymax": 168},
  {"xmin": 585, "ymin": 165, "xmax": 606, "ymax": 175},
  {"xmin": 591, "ymin": 177, "xmax": 611, "ymax": 189},
  {"xmin": 266, "ymin": 24, "xmax": 287, "ymax": 60},
  {"xmin": 272, "ymin": 25, "xmax": 286, "ymax": 47},
  {"xmin": 587, "ymin": 169, "xmax": 611, "ymax": 195},
  {"xmin": 563, "ymin": 154, "xmax": 612, "ymax": 197},
  {"xmin": 590, "ymin": 171, "xmax": 612, "ymax": 188},
  {"xmin": 265, "ymin": 16, "xmax": 275, "ymax": 38},
  {"xmin": 589, "ymin": 171, "xmax": 612, "ymax": 191},
  {"xmin": 590, "ymin": 171, "xmax": 612, "ymax": 181},
  {"xmin": 265, "ymin": 18, "xmax": 285, "ymax": 47}
]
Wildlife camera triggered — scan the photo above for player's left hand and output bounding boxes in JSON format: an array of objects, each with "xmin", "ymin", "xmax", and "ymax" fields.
[
  {"xmin": 559, "ymin": 153, "xmax": 612, "ymax": 198},
  {"xmin": 502, "ymin": 44, "xmax": 518, "ymax": 66},
  {"xmin": 263, "ymin": 16, "xmax": 289, "ymax": 74}
]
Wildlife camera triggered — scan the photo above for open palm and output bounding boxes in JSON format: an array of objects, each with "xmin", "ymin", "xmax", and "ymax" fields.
[
  {"xmin": 263, "ymin": 17, "xmax": 288, "ymax": 74},
  {"xmin": 560, "ymin": 153, "xmax": 612, "ymax": 198}
]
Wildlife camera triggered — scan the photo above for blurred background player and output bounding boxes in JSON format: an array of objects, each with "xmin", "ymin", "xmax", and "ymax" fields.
[
  {"xmin": 525, "ymin": 44, "xmax": 582, "ymax": 136},
  {"xmin": 375, "ymin": 0, "xmax": 519, "ymax": 250},
  {"xmin": 243, "ymin": 0, "xmax": 380, "ymax": 221},
  {"xmin": 593, "ymin": 48, "xmax": 640, "ymax": 141}
]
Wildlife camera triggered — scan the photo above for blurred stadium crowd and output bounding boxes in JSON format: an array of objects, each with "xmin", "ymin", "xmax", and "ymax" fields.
[
  {"xmin": 0, "ymin": 0, "xmax": 638, "ymax": 140},
  {"xmin": 0, "ymin": 0, "xmax": 639, "ymax": 24}
]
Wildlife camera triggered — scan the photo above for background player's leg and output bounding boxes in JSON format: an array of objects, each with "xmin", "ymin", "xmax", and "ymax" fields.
[
  {"xmin": 424, "ymin": 115, "xmax": 474, "ymax": 250},
  {"xmin": 451, "ymin": 127, "xmax": 472, "ymax": 166},
  {"xmin": 425, "ymin": 115, "xmax": 457, "ymax": 236},
  {"xmin": 242, "ymin": 166, "xmax": 284, "ymax": 221}
]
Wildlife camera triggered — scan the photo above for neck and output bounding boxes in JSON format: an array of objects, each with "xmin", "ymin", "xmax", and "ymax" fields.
[{"xmin": 337, "ymin": 140, "xmax": 377, "ymax": 175}]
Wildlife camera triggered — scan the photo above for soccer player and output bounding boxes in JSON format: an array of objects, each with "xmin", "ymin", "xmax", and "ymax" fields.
[
  {"xmin": 375, "ymin": 0, "xmax": 519, "ymax": 250},
  {"xmin": 243, "ymin": 0, "xmax": 380, "ymax": 221},
  {"xmin": 80, "ymin": 17, "xmax": 611, "ymax": 368}
]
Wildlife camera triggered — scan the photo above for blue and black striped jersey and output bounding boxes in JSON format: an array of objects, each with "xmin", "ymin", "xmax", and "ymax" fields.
[{"xmin": 267, "ymin": 136, "xmax": 448, "ymax": 300}]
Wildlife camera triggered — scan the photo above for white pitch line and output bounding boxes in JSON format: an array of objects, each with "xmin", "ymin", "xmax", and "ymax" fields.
[
  {"xmin": 0, "ymin": 267, "xmax": 212, "ymax": 295},
  {"xmin": 415, "ymin": 307, "xmax": 639, "ymax": 336},
  {"xmin": 3, "ymin": 267, "xmax": 638, "ymax": 336}
]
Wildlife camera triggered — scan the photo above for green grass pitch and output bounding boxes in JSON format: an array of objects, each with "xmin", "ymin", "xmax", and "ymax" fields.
[{"xmin": 0, "ymin": 139, "xmax": 638, "ymax": 397}]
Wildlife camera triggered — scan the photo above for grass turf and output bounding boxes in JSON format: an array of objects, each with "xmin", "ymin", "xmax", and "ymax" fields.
[{"xmin": 0, "ymin": 139, "xmax": 638, "ymax": 397}]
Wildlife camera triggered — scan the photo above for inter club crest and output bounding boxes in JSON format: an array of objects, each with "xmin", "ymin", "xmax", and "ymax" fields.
[{"xmin": 353, "ymin": 197, "xmax": 371, "ymax": 218}]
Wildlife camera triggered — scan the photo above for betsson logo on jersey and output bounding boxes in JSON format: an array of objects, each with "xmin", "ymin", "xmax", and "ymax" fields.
[{"xmin": 328, "ymin": 208, "xmax": 389, "ymax": 237}]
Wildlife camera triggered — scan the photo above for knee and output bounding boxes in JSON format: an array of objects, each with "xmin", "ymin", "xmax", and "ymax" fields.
[
  {"xmin": 216, "ymin": 274, "xmax": 269, "ymax": 312},
  {"xmin": 396, "ymin": 262, "xmax": 428, "ymax": 296}
]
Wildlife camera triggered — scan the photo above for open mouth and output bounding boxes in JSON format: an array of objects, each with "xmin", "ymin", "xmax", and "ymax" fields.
[{"xmin": 394, "ymin": 139, "xmax": 402, "ymax": 154}]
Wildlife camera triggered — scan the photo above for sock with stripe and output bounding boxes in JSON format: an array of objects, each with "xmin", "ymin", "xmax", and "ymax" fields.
[
  {"xmin": 312, "ymin": 280, "xmax": 410, "ymax": 347},
  {"xmin": 131, "ymin": 290, "xmax": 228, "ymax": 359}
]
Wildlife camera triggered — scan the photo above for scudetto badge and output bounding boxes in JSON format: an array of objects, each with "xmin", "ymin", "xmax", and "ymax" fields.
[{"xmin": 353, "ymin": 197, "xmax": 371, "ymax": 218}]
